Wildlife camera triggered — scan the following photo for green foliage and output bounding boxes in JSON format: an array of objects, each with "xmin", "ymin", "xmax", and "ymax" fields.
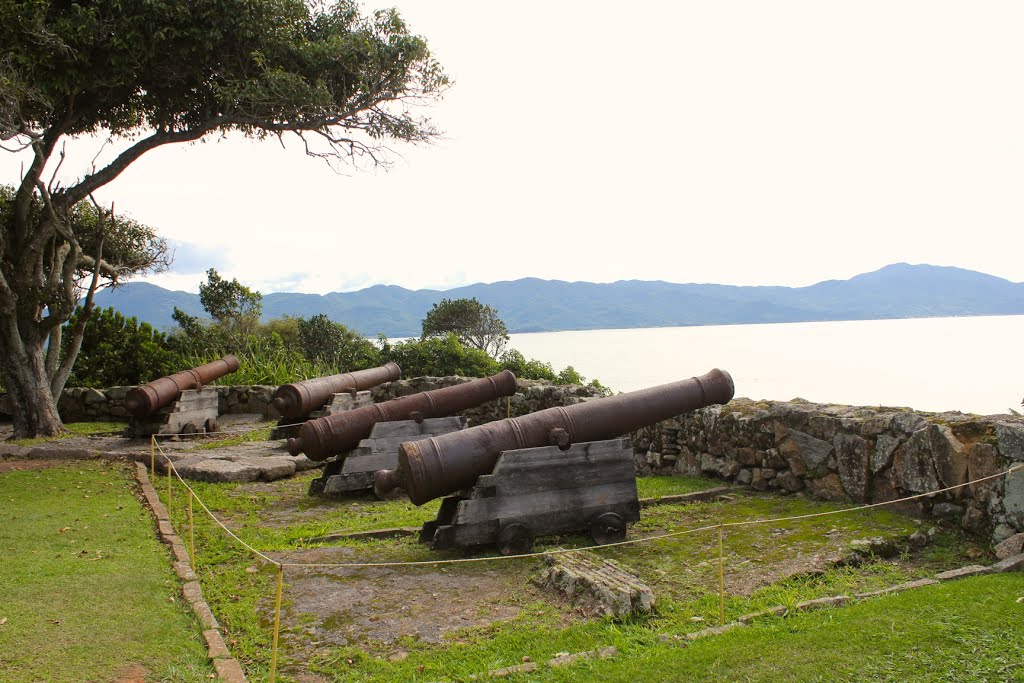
[
  {"xmin": 379, "ymin": 332, "xmax": 500, "ymax": 377},
  {"xmin": 556, "ymin": 365, "xmax": 585, "ymax": 385},
  {"xmin": 498, "ymin": 348, "xmax": 555, "ymax": 381},
  {"xmin": 421, "ymin": 297, "xmax": 510, "ymax": 357},
  {"xmin": 1, "ymin": 0, "xmax": 448, "ymax": 148},
  {"xmin": 62, "ymin": 306, "xmax": 176, "ymax": 388},
  {"xmin": 199, "ymin": 268, "xmax": 262, "ymax": 329},
  {"xmin": 298, "ymin": 314, "xmax": 380, "ymax": 369}
]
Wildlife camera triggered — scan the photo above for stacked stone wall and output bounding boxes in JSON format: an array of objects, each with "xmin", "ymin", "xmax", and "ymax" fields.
[{"xmin": 634, "ymin": 398, "xmax": 1024, "ymax": 544}]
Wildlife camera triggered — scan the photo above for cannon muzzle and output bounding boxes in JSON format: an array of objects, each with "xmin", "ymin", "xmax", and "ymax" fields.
[
  {"xmin": 272, "ymin": 362, "xmax": 402, "ymax": 418},
  {"xmin": 376, "ymin": 368, "xmax": 734, "ymax": 505},
  {"xmin": 287, "ymin": 370, "xmax": 518, "ymax": 460},
  {"xmin": 124, "ymin": 355, "xmax": 240, "ymax": 418}
]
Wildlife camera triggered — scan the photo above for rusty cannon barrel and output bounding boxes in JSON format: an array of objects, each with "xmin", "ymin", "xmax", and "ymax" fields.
[
  {"xmin": 286, "ymin": 370, "xmax": 519, "ymax": 460},
  {"xmin": 124, "ymin": 355, "xmax": 240, "ymax": 418},
  {"xmin": 375, "ymin": 368, "xmax": 735, "ymax": 505},
  {"xmin": 272, "ymin": 362, "xmax": 402, "ymax": 418}
]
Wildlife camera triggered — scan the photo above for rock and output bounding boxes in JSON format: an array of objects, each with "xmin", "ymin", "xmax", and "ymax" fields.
[
  {"xmin": 173, "ymin": 458, "xmax": 262, "ymax": 483},
  {"xmin": 934, "ymin": 565, "xmax": 991, "ymax": 581},
  {"xmin": 105, "ymin": 386, "xmax": 130, "ymax": 400},
  {"xmin": 775, "ymin": 470, "xmax": 804, "ymax": 493},
  {"xmin": 850, "ymin": 537, "xmax": 899, "ymax": 558},
  {"xmin": 872, "ymin": 435, "xmax": 900, "ymax": 474},
  {"xmin": 778, "ymin": 430, "xmax": 833, "ymax": 477},
  {"xmin": 961, "ymin": 502, "xmax": 988, "ymax": 535},
  {"xmin": 289, "ymin": 454, "xmax": 320, "ymax": 472},
  {"xmin": 993, "ymin": 524, "xmax": 1017, "ymax": 544},
  {"xmin": 736, "ymin": 469, "xmax": 753, "ymax": 485},
  {"xmin": 968, "ymin": 444, "xmax": 1004, "ymax": 505},
  {"xmin": 990, "ymin": 553, "xmax": 1024, "ymax": 573},
  {"xmin": 994, "ymin": 533, "xmax": 1024, "ymax": 560},
  {"xmin": 229, "ymin": 456, "xmax": 296, "ymax": 481},
  {"xmin": 995, "ymin": 422, "xmax": 1024, "ymax": 461},
  {"xmin": 83, "ymin": 388, "xmax": 107, "ymax": 405},
  {"xmin": 834, "ymin": 433, "xmax": 870, "ymax": 501},
  {"xmin": 1002, "ymin": 465, "xmax": 1024, "ymax": 529},
  {"xmin": 931, "ymin": 502, "xmax": 963, "ymax": 522},
  {"xmin": 806, "ymin": 473, "xmax": 846, "ymax": 501},
  {"xmin": 892, "ymin": 432, "xmax": 942, "ymax": 494},
  {"xmin": 538, "ymin": 552, "xmax": 653, "ymax": 619},
  {"xmin": 892, "ymin": 413, "xmax": 928, "ymax": 436}
]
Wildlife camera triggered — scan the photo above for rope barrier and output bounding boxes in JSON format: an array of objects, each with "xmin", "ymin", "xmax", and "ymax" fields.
[{"xmin": 152, "ymin": 433, "xmax": 1022, "ymax": 570}]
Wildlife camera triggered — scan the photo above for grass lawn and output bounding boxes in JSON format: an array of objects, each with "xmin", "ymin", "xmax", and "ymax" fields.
[{"xmin": 0, "ymin": 460, "xmax": 214, "ymax": 682}]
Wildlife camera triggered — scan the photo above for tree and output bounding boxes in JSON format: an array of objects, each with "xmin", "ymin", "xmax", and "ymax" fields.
[
  {"xmin": 421, "ymin": 298, "xmax": 510, "ymax": 357},
  {"xmin": 0, "ymin": 0, "xmax": 448, "ymax": 436},
  {"xmin": 0, "ymin": 185, "xmax": 169, "ymax": 435},
  {"xmin": 379, "ymin": 333, "xmax": 500, "ymax": 378},
  {"xmin": 298, "ymin": 314, "xmax": 380, "ymax": 370},
  {"xmin": 199, "ymin": 268, "xmax": 263, "ymax": 345}
]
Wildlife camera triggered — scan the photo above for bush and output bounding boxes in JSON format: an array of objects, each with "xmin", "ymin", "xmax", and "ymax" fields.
[
  {"xmin": 64, "ymin": 307, "xmax": 177, "ymax": 387},
  {"xmin": 378, "ymin": 333, "xmax": 500, "ymax": 378}
]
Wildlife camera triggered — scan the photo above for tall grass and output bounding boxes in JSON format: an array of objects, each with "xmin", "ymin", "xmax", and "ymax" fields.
[{"xmin": 177, "ymin": 338, "xmax": 340, "ymax": 386}]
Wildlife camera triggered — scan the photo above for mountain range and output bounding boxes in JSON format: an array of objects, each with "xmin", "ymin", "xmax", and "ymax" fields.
[{"xmin": 91, "ymin": 263, "xmax": 1024, "ymax": 338}]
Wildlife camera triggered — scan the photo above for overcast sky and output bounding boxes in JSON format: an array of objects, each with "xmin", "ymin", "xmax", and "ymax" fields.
[{"xmin": 6, "ymin": 0, "xmax": 1024, "ymax": 295}]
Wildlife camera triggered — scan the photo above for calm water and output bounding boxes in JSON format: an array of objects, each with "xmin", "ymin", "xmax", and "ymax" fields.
[{"xmin": 508, "ymin": 316, "xmax": 1024, "ymax": 416}]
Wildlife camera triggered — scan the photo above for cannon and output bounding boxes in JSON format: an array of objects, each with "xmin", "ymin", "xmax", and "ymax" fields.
[
  {"xmin": 125, "ymin": 355, "xmax": 240, "ymax": 418},
  {"xmin": 272, "ymin": 363, "xmax": 402, "ymax": 418},
  {"xmin": 375, "ymin": 368, "xmax": 735, "ymax": 506},
  {"xmin": 286, "ymin": 370, "xmax": 518, "ymax": 461},
  {"xmin": 378, "ymin": 368, "xmax": 735, "ymax": 554}
]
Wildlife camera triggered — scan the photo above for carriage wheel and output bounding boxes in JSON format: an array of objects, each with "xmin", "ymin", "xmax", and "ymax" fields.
[
  {"xmin": 496, "ymin": 522, "xmax": 534, "ymax": 556},
  {"xmin": 590, "ymin": 512, "xmax": 626, "ymax": 545},
  {"xmin": 204, "ymin": 418, "xmax": 219, "ymax": 433}
]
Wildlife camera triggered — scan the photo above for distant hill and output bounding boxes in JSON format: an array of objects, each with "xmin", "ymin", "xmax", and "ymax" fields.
[{"xmin": 92, "ymin": 263, "xmax": 1024, "ymax": 337}]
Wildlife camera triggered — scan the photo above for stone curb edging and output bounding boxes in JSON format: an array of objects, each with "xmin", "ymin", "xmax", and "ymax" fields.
[{"xmin": 134, "ymin": 462, "xmax": 247, "ymax": 683}]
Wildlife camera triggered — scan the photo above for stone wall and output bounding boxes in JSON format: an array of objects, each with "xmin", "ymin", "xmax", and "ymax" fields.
[
  {"xmin": 11, "ymin": 381, "xmax": 1023, "ymax": 543},
  {"xmin": 17, "ymin": 377, "xmax": 604, "ymax": 426},
  {"xmin": 632, "ymin": 398, "xmax": 1024, "ymax": 544},
  {"xmin": 51, "ymin": 385, "xmax": 279, "ymax": 423}
]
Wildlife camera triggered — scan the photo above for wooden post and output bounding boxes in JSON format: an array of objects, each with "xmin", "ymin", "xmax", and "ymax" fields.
[
  {"xmin": 717, "ymin": 524, "xmax": 725, "ymax": 626},
  {"xmin": 269, "ymin": 565, "xmax": 285, "ymax": 683},
  {"xmin": 188, "ymin": 491, "xmax": 195, "ymax": 572}
]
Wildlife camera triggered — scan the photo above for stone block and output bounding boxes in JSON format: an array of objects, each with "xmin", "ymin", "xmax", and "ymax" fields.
[
  {"xmin": 213, "ymin": 657, "xmax": 247, "ymax": 683},
  {"xmin": 203, "ymin": 629, "xmax": 230, "ymax": 659},
  {"xmin": 835, "ymin": 433, "xmax": 870, "ymax": 501},
  {"xmin": 994, "ymin": 532, "xmax": 1024, "ymax": 559},
  {"xmin": 539, "ymin": 552, "xmax": 653, "ymax": 619},
  {"xmin": 934, "ymin": 565, "xmax": 991, "ymax": 581},
  {"xmin": 686, "ymin": 622, "xmax": 745, "ymax": 640},
  {"xmin": 990, "ymin": 553, "xmax": 1024, "ymax": 573}
]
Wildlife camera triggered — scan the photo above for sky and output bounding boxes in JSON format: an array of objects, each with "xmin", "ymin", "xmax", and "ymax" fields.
[{"xmin": 5, "ymin": 0, "xmax": 1024, "ymax": 295}]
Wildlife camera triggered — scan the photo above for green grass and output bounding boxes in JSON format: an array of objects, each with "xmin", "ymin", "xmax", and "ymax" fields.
[
  {"xmin": 9, "ymin": 421, "xmax": 127, "ymax": 446},
  {"xmin": 0, "ymin": 461, "xmax": 214, "ymax": 682},
  {"xmin": 156, "ymin": 469, "xmax": 1005, "ymax": 683},
  {"xmin": 636, "ymin": 474, "xmax": 723, "ymax": 499}
]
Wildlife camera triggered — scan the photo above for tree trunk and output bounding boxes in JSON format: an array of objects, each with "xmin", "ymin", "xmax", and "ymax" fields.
[{"xmin": 0, "ymin": 317, "xmax": 64, "ymax": 438}]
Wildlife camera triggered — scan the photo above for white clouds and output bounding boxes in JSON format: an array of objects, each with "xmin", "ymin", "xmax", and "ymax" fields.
[{"xmin": 4, "ymin": 0, "xmax": 1023, "ymax": 294}]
